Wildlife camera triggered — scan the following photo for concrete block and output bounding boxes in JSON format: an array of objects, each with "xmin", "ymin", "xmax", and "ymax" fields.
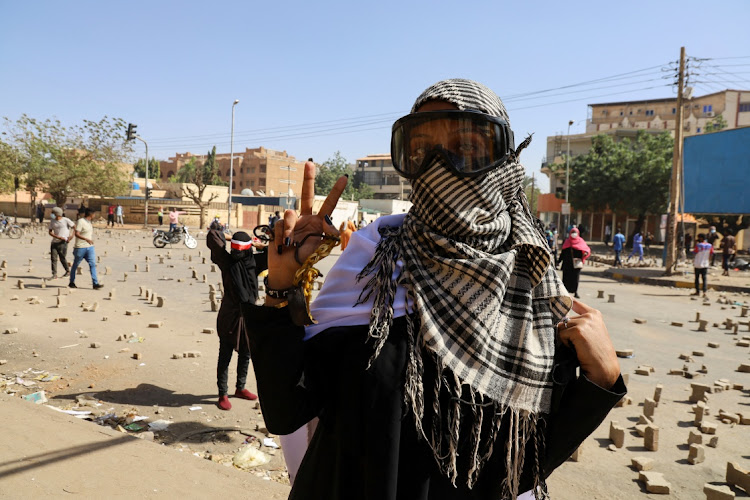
[
  {"xmin": 688, "ymin": 430, "xmax": 703, "ymax": 445},
  {"xmin": 132, "ymin": 353, "xmax": 142, "ymax": 360},
  {"xmin": 211, "ymin": 300, "xmax": 219, "ymax": 312},
  {"xmin": 183, "ymin": 351, "xmax": 201, "ymax": 358},
  {"xmin": 671, "ymin": 321, "xmax": 684, "ymax": 327},
  {"xmin": 3, "ymin": 327, "xmax": 19, "ymax": 334},
  {"xmin": 211, "ymin": 264, "xmax": 217, "ymax": 273},
  {"xmin": 125, "ymin": 310, "xmax": 141, "ymax": 316},
  {"xmin": 693, "ymin": 350, "xmax": 705, "ymax": 357},
  {"xmin": 616, "ymin": 349, "xmax": 634, "ymax": 358},
  {"xmin": 614, "ymin": 395, "xmax": 632, "ymax": 408},
  {"xmin": 688, "ymin": 444, "xmax": 705, "ymax": 465},
  {"xmin": 631, "ymin": 456, "xmax": 654, "ymax": 471},
  {"xmin": 608, "ymin": 294, "xmax": 615, "ymax": 303},
  {"xmin": 638, "ymin": 471, "xmax": 671, "ymax": 494},
  {"xmin": 191, "ymin": 270, "xmax": 198, "ymax": 279},
  {"xmin": 643, "ymin": 398, "xmax": 656, "ymax": 419},
  {"xmin": 635, "ymin": 424, "xmax": 647, "ymax": 437},
  {"xmin": 148, "ymin": 322, "xmax": 163, "ymax": 328},
  {"xmin": 17, "ymin": 280, "xmax": 24, "ymax": 290},
  {"xmin": 90, "ymin": 342, "xmax": 101, "ymax": 348},
  {"xmin": 172, "ymin": 353, "xmax": 181, "ymax": 359},
  {"xmin": 703, "ymin": 483, "xmax": 735, "ymax": 500},
  {"xmin": 708, "ymin": 342, "xmax": 720, "ymax": 348},
  {"xmin": 690, "ymin": 383, "xmax": 712, "ymax": 403},
  {"xmin": 156, "ymin": 296, "xmax": 165, "ymax": 307},
  {"xmin": 707, "ymin": 436, "xmax": 719, "ymax": 448},
  {"xmin": 569, "ymin": 445, "xmax": 583, "ymax": 462},
  {"xmin": 737, "ymin": 340, "xmax": 750, "ymax": 347},
  {"xmin": 56, "ymin": 296, "xmax": 65, "ymax": 308},
  {"xmin": 634, "ymin": 318, "xmax": 647, "ymax": 324},
  {"xmin": 737, "ymin": 363, "xmax": 750, "ymax": 373},
  {"xmin": 635, "ymin": 368, "xmax": 651, "ymax": 376},
  {"xmin": 726, "ymin": 461, "xmax": 750, "ymax": 494},
  {"xmin": 653, "ymin": 385, "xmax": 663, "ymax": 404},
  {"xmin": 202, "ymin": 328, "xmax": 215, "ymax": 334},
  {"xmin": 108, "ymin": 289, "xmax": 116, "ymax": 300},
  {"xmin": 700, "ymin": 422, "xmax": 718, "ymax": 434},
  {"xmin": 718, "ymin": 410, "xmax": 740, "ymax": 424},
  {"xmin": 645, "ymin": 425, "xmax": 659, "ymax": 451},
  {"xmin": 53, "ymin": 317, "xmax": 70, "ymax": 323}
]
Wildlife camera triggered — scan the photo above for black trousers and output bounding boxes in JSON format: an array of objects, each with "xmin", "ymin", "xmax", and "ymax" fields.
[
  {"xmin": 695, "ymin": 267, "xmax": 707, "ymax": 292},
  {"xmin": 217, "ymin": 335, "xmax": 251, "ymax": 396},
  {"xmin": 50, "ymin": 241, "xmax": 70, "ymax": 276}
]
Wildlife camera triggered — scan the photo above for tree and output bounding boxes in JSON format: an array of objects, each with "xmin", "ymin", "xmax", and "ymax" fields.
[
  {"xmin": 170, "ymin": 146, "xmax": 225, "ymax": 228},
  {"xmin": 315, "ymin": 151, "xmax": 373, "ymax": 201},
  {"xmin": 549, "ymin": 131, "xmax": 673, "ymax": 239},
  {"xmin": 704, "ymin": 114, "xmax": 728, "ymax": 134},
  {"xmin": 692, "ymin": 214, "xmax": 750, "ymax": 237},
  {"xmin": 133, "ymin": 157, "xmax": 161, "ymax": 180},
  {"xmin": 2, "ymin": 114, "xmax": 132, "ymax": 205},
  {"xmin": 522, "ymin": 175, "xmax": 542, "ymax": 215}
]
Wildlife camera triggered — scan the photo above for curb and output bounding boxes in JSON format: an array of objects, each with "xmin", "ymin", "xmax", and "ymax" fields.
[{"xmin": 599, "ymin": 268, "xmax": 750, "ymax": 295}]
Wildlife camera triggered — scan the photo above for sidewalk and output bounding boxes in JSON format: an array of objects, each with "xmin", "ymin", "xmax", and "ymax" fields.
[{"xmin": 0, "ymin": 394, "xmax": 290, "ymax": 499}]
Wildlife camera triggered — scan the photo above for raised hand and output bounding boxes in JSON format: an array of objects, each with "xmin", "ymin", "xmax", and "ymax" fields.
[
  {"xmin": 557, "ymin": 299, "xmax": 620, "ymax": 389},
  {"xmin": 265, "ymin": 161, "xmax": 347, "ymax": 300}
]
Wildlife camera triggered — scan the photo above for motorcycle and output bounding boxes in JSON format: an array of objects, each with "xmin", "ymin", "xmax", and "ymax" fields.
[
  {"xmin": 0, "ymin": 214, "xmax": 22, "ymax": 239},
  {"xmin": 153, "ymin": 225, "xmax": 197, "ymax": 249}
]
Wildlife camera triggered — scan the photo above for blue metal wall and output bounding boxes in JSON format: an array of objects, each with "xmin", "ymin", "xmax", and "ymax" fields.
[{"xmin": 683, "ymin": 127, "xmax": 750, "ymax": 214}]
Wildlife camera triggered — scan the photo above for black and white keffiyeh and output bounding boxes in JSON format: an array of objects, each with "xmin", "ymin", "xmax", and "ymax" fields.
[{"xmin": 355, "ymin": 79, "xmax": 571, "ymax": 498}]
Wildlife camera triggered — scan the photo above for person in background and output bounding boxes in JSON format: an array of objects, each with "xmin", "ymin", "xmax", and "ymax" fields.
[
  {"xmin": 116, "ymin": 204, "xmax": 124, "ymax": 226},
  {"xmin": 158, "ymin": 206, "xmax": 164, "ymax": 226},
  {"xmin": 612, "ymin": 227, "xmax": 625, "ymax": 267},
  {"xmin": 685, "ymin": 232, "xmax": 693, "ymax": 257},
  {"xmin": 48, "ymin": 207, "xmax": 74, "ymax": 279},
  {"xmin": 338, "ymin": 219, "xmax": 356, "ymax": 251},
  {"xmin": 546, "ymin": 226, "xmax": 558, "ymax": 263},
  {"xmin": 627, "ymin": 231, "xmax": 644, "ymax": 263},
  {"xmin": 604, "ymin": 223, "xmax": 611, "ymax": 247},
  {"xmin": 707, "ymin": 226, "xmax": 720, "ymax": 266},
  {"xmin": 36, "ymin": 202, "xmax": 45, "ymax": 224},
  {"xmin": 557, "ymin": 227, "xmax": 591, "ymax": 298},
  {"xmin": 721, "ymin": 229, "xmax": 736, "ymax": 276},
  {"xmin": 168, "ymin": 207, "xmax": 186, "ymax": 232},
  {"xmin": 207, "ymin": 229, "xmax": 266, "ymax": 410},
  {"xmin": 106, "ymin": 204, "xmax": 115, "ymax": 227},
  {"xmin": 269, "ymin": 211, "xmax": 281, "ymax": 230},
  {"xmin": 693, "ymin": 233, "xmax": 712, "ymax": 296},
  {"xmin": 69, "ymin": 208, "xmax": 103, "ymax": 290}
]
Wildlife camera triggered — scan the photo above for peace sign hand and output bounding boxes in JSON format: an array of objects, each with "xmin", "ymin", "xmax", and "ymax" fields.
[{"xmin": 265, "ymin": 161, "xmax": 347, "ymax": 302}]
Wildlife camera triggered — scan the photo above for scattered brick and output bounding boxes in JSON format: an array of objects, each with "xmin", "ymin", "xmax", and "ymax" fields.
[
  {"xmin": 726, "ymin": 462, "xmax": 750, "ymax": 494},
  {"xmin": 638, "ymin": 471, "xmax": 671, "ymax": 494},
  {"xmin": 631, "ymin": 457, "xmax": 654, "ymax": 471},
  {"xmin": 688, "ymin": 444, "xmax": 705, "ymax": 465}
]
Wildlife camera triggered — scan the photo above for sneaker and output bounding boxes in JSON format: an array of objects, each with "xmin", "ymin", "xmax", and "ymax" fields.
[
  {"xmin": 62, "ymin": 271, "xmax": 70, "ymax": 278},
  {"xmin": 217, "ymin": 395, "xmax": 232, "ymax": 411},
  {"xmin": 234, "ymin": 388, "xmax": 258, "ymax": 401},
  {"xmin": 68, "ymin": 283, "xmax": 77, "ymax": 288},
  {"xmin": 93, "ymin": 284, "xmax": 104, "ymax": 290},
  {"xmin": 50, "ymin": 275, "xmax": 58, "ymax": 280},
  {"xmin": 691, "ymin": 291, "xmax": 700, "ymax": 296}
]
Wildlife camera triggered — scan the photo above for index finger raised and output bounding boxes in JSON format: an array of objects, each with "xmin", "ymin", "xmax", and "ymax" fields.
[
  {"xmin": 300, "ymin": 161, "xmax": 316, "ymax": 215},
  {"xmin": 317, "ymin": 175, "xmax": 348, "ymax": 219}
]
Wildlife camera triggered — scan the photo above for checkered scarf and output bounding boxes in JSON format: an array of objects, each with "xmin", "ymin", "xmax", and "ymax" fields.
[{"xmin": 356, "ymin": 80, "xmax": 570, "ymax": 498}]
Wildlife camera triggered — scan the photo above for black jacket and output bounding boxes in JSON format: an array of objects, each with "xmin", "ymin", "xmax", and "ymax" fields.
[{"xmin": 244, "ymin": 305, "xmax": 626, "ymax": 500}]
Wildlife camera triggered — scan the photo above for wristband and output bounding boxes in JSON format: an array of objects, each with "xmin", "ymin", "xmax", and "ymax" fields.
[{"xmin": 263, "ymin": 276, "xmax": 296, "ymax": 300}]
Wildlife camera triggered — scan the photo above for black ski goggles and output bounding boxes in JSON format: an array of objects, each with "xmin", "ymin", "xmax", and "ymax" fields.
[{"xmin": 391, "ymin": 110, "xmax": 515, "ymax": 179}]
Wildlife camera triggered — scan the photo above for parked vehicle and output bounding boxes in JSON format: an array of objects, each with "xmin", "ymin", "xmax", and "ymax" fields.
[
  {"xmin": 0, "ymin": 214, "xmax": 22, "ymax": 239},
  {"xmin": 152, "ymin": 225, "xmax": 197, "ymax": 249}
]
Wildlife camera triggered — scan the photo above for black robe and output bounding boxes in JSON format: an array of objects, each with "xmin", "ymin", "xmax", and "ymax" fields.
[{"xmin": 244, "ymin": 305, "xmax": 626, "ymax": 500}]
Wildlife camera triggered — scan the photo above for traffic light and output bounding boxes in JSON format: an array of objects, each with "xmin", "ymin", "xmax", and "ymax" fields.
[
  {"xmin": 145, "ymin": 187, "xmax": 151, "ymax": 200},
  {"xmin": 126, "ymin": 123, "xmax": 137, "ymax": 141}
]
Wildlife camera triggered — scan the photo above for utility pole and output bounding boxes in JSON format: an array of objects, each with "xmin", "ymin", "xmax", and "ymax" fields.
[
  {"xmin": 664, "ymin": 47, "xmax": 686, "ymax": 275},
  {"xmin": 136, "ymin": 136, "xmax": 149, "ymax": 228},
  {"xmin": 530, "ymin": 172, "xmax": 536, "ymax": 216}
]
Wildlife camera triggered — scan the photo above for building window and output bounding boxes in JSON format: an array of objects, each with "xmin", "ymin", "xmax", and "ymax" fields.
[
  {"xmin": 629, "ymin": 111, "xmax": 633, "ymax": 115},
  {"xmin": 672, "ymin": 108, "xmax": 676, "ymax": 114},
  {"xmin": 619, "ymin": 111, "xmax": 624, "ymax": 116},
  {"xmin": 645, "ymin": 110, "xmax": 654, "ymax": 116},
  {"xmin": 250, "ymin": 180, "xmax": 255, "ymax": 187},
  {"xmin": 697, "ymin": 127, "xmax": 702, "ymax": 133},
  {"xmin": 260, "ymin": 166, "xmax": 266, "ymax": 173},
  {"xmin": 250, "ymin": 167, "xmax": 256, "ymax": 174},
  {"xmin": 703, "ymin": 105, "xmax": 713, "ymax": 113},
  {"xmin": 739, "ymin": 103, "xmax": 750, "ymax": 112},
  {"xmin": 258, "ymin": 178, "xmax": 266, "ymax": 187}
]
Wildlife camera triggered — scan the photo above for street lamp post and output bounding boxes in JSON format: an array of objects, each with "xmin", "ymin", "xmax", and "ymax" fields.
[
  {"xmin": 564, "ymin": 119, "xmax": 574, "ymax": 233},
  {"xmin": 135, "ymin": 136, "xmax": 149, "ymax": 228},
  {"xmin": 228, "ymin": 99, "xmax": 239, "ymax": 230}
]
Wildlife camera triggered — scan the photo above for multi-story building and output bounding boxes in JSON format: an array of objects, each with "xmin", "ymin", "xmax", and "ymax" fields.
[
  {"xmin": 159, "ymin": 146, "xmax": 305, "ymax": 198},
  {"xmin": 356, "ymin": 154, "xmax": 411, "ymax": 200},
  {"xmin": 538, "ymin": 89, "xmax": 750, "ymax": 241}
]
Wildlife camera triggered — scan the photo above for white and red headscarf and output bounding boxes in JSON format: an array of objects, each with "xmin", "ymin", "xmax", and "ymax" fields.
[{"xmin": 561, "ymin": 228, "xmax": 591, "ymax": 263}]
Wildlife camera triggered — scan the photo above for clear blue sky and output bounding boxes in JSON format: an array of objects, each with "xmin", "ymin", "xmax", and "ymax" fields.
[{"xmin": 2, "ymin": 1, "xmax": 749, "ymax": 192}]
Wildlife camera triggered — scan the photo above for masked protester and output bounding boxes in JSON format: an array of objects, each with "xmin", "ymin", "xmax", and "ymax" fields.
[
  {"xmin": 207, "ymin": 229, "xmax": 267, "ymax": 410},
  {"xmin": 557, "ymin": 227, "xmax": 591, "ymax": 299},
  {"xmin": 244, "ymin": 79, "xmax": 624, "ymax": 499}
]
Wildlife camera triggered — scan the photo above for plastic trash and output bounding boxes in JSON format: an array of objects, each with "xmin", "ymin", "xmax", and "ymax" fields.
[
  {"xmin": 148, "ymin": 420, "xmax": 171, "ymax": 431},
  {"xmin": 262, "ymin": 438, "xmax": 279, "ymax": 449},
  {"xmin": 23, "ymin": 391, "xmax": 48, "ymax": 404},
  {"xmin": 232, "ymin": 445, "xmax": 270, "ymax": 469}
]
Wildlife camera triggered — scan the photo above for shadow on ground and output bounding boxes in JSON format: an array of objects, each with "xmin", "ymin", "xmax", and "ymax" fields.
[{"xmin": 53, "ymin": 383, "xmax": 215, "ymax": 408}]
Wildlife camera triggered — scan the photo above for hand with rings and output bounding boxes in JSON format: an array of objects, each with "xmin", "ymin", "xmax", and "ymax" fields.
[
  {"xmin": 557, "ymin": 299, "xmax": 620, "ymax": 390},
  {"xmin": 265, "ymin": 161, "xmax": 347, "ymax": 300}
]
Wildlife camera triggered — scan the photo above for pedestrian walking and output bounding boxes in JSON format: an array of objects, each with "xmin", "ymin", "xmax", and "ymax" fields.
[
  {"xmin": 207, "ymin": 229, "xmax": 266, "ymax": 410},
  {"xmin": 721, "ymin": 229, "xmax": 736, "ymax": 276},
  {"xmin": 707, "ymin": 226, "xmax": 720, "ymax": 266},
  {"xmin": 338, "ymin": 219, "xmax": 356, "ymax": 251},
  {"xmin": 168, "ymin": 207, "xmax": 186, "ymax": 232},
  {"xmin": 245, "ymin": 79, "xmax": 623, "ymax": 499},
  {"xmin": 48, "ymin": 207, "xmax": 74, "ymax": 279},
  {"xmin": 116, "ymin": 204, "xmax": 124, "ymax": 226},
  {"xmin": 157, "ymin": 206, "xmax": 164, "ymax": 226},
  {"xmin": 612, "ymin": 227, "xmax": 625, "ymax": 267},
  {"xmin": 557, "ymin": 227, "xmax": 591, "ymax": 298},
  {"xmin": 627, "ymin": 231, "xmax": 644, "ymax": 262},
  {"xmin": 604, "ymin": 223, "xmax": 611, "ymax": 246},
  {"xmin": 106, "ymin": 204, "xmax": 115, "ymax": 227},
  {"xmin": 685, "ymin": 232, "xmax": 693, "ymax": 256},
  {"xmin": 693, "ymin": 233, "xmax": 712, "ymax": 296},
  {"xmin": 36, "ymin": 202, "xmax": 45, "ymax": 224},
  {"xmin": 69, "ymin": 208, "xmax": 103, "ymax": 290}
]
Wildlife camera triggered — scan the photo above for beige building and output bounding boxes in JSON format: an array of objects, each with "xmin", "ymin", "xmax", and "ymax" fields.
[
  {"xmin": 356, "ymin": 154, "xmax": 411, "ymax": 200},
  {"xmin": 159, "ymin": 146, "xmax": 305, "ymax": 198},
  {"xmin": 542, "ymin": 89, "xmax": 750, "ymax": 199}
]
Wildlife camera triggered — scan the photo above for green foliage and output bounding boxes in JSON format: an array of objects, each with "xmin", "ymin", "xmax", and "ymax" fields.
[
  {"xmin": 693, "ymin": 214, "xmax": 750, "ymax": 237},
  {"xmin": 704, "ymin": 114, "xmax": 728, "ymax": 133},
  {"xmin": 133, "ymin": 157, "xmax": 161, "ymax": 180},
  {"xmin": 1, "ymin": 114, "xmax": 132, "ymax": 203},
  {"xmin": 0, "ymin": 140, "xmax": 21, "ymax": 194},
  {"xmin": 315, "ymin": 151, "xmax": 373, "ymax": 201},
  {"xmin": 522, "ymin": 175, "xmax": 542, "ymax": 214},
  {"xmin": 561, "ymin": 131, "xmax": 673, "ymax": 222}
]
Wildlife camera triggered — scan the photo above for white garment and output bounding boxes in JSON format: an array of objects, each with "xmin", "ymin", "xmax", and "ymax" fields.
[{"xmin": 304, "ymin": 213, "xmax": 412, "ymax": 340}]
